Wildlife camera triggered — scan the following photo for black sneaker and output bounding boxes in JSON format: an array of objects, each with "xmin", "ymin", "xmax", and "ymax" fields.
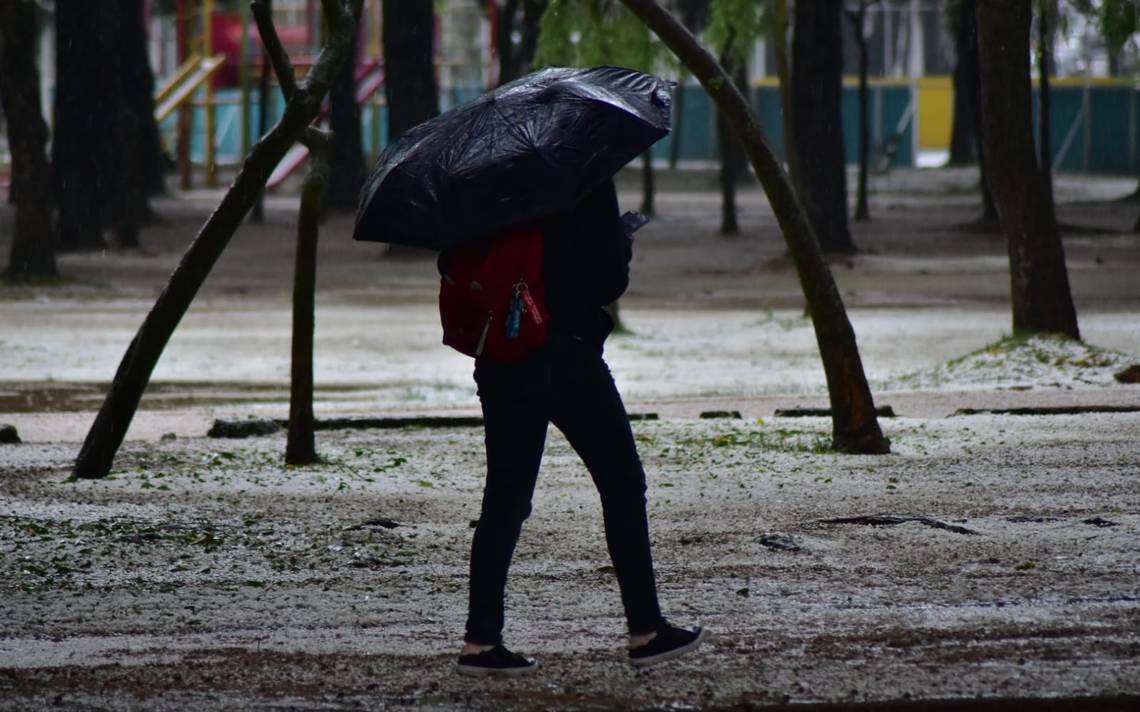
[
  {"xmin": 628, "ymin": 623, "xmax": 708, "ymax": 668},
  {"xmin": 456, "ymin": 644, "xmax": 538, "ymax": 676}
]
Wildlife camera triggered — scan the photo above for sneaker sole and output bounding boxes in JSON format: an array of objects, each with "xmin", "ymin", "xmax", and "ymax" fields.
[
  {"xmin": 629, "ymin": 628, "xmax": 709, "ymax": 668},
  {"xmin": 455, "ymin": 661, "xmax": 539, "ymax": 677}
]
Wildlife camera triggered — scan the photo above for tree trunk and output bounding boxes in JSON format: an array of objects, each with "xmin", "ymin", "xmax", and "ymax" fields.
[
  {"xmin": 496, "ymin": 0, "xmax": 520, "ymax": 84},
  {"xmin": 848, "ymin": 4, "xmax": 870, "ymax": 222},
  {"xmin": 1037, "ymin": 2, "xmax": 1055, "ymax": 216},
  {"xmin": 517, "ymin": 0, "xmax": 547, "ymax": 77},
  {"xmin": 54, "ymin": 0, "xmax": 120, "ymax": 250},
  {"xmin": 669, "ymin": 73, "xmax": 685, "ymax": 168},
  {"xmin": 957, "ymin": 0, "xmax": 998, "ymax": 221},
  {"xmin": 773, "ymin": 0, "xmax": 798, "ymax": 181},
  {"xmin": 618, "ymin": 0, "xmax": 889, "ymax": 455},
  {"xmin": 640, "ymin": 151, "xmax": 655, "ymax": 216},
  {"xmin": 948, "ymin": 0, "xmax": 976, "ymax": 165},
  {"xmin": 976, "ymin": 0, "xmax": 1079, "ymax": 340},
  {"xmin": 325, "ymin": 23, "xmax": 364, "ymax": 212},
  {"xmin": 252, "ymin": 0, "xmax": 273, "ymax": 223},
  {"xmin": 120, "ymin": 0, "xmax": 165, "ymax": 198},
  {"xmin": 717, "ymin": 40, "xmax": 747, "ymax": 236},
  {"xmin": 668, "ymin": 2, "xmax": 708, "ymax": 169},
  {"xmin": 790, "ymin": 0, "xmax": 855, "ymax": 254},
  {"xmin": 383, "ymin": 0, "xmax": 438, "ymax": 141},
  {"xmin": 717, "ymin": 108, "xmax": 739, "ymax": 235},
  {"xmin": 287, "ymin": 154, "xmax": 328, "ymax": 466},
  {"xmin": 0, "ymin": 0, "xmax": 57, "ymax": 278},
  {"xmin": 74, "ymin": 0, "xmax": 364, "ymax": 479}
]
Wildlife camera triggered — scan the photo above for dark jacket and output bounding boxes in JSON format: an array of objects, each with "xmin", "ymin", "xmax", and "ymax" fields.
[{"xmin": 541, "ymin": 178, "xmax": 632, "ymax": 345}]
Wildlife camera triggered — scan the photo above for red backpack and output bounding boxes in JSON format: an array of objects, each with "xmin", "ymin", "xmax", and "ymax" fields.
[{"xmin": 438, "ymin": 222, "xmax": 550, "ymax": 363}]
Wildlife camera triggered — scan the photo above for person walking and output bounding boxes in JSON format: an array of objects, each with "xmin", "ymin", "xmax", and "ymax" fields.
[{"xmin": 446, "ymin": 178, "xmax": 707, "ymax": 676}]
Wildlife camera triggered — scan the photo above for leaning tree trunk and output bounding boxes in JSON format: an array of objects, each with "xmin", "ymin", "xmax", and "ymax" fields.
[
  {"xmin": 325, "ymin": 23, "xmax": 364, "ymax": 212},
  {"xmin": 287, "ymin": 150, "xmax": 329, "ymax": 465},
  {"xmin": 976, "ymin": 0, "xmax": 1079, "ymax": 339},
  {"xmin": 0, "ymin": 0, "xmax": 57, "ymax": 278},
  {"xmin": 54, "ymin": 0, "xmax": 120, "ymax": 250},
  {"xmin": 383, "ymin": 0, "xmax": 439, "ymax": 140},
  {"xmin": 790, "ymin": 0, "xmax": 855, "ymax": 254},
  {"xmin": 619, "ymin": 0, "xmax": 890, "ymax": 455},
  {"xmin": 74, "ymin": 0, "xmax": 364, "ymax": 479}
]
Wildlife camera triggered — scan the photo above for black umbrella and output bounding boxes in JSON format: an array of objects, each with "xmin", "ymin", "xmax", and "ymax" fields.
[{"xmin": 352, "ymin": 65, "xmax": 673, "ymax": 250}]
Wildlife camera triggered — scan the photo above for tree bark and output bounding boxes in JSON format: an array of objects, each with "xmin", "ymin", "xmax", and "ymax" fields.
[
  {"xmin": 847, "ymin": 3, "xmax": 871, "ymax": 222},
  {"xmin": 1037, "ymin": 2, "xmax": 1055, "ymax": 216},
  {"xmin": 668, "ymin": 73, "xmax": 685, "ymax": 168},
  {"xmin": 383, "ymin": 0, "xmax": 439, "ymax": 141},
  {"xmin": 517, "ymin": 0, "xmax": 547, "ymax": 78},
  {"xmin": 120, "ymin": 0, "xmax": 165, "ymax": 198},
  {"xmin": 640, "ymin": 151, "xmax": 655, "ymax": 216},
  {"xmin": 956, "ymin": 0, "xmax": 998, "ymax": 221},
  {"xmin": 74, "ymin": 0, "xmax": 364, "ymax": 479},
  {"xmin": 0, "ymin": 0, "xmax": 57, "ymax": 278},
  {"xmin": 668, "ymin": 2, "xmax": 709, "ymax": 169},
  {"xmin": 496, "ymin": 0, "xmax": 520, "ymax": 84},
  {"xmin": 976, "ymin": 0, "xmax": 1079, "ymax": 339},
  {"xmin": 716, "ymin": 38, "xmax": 747, "ymax": 236},
  {"xmin": 773, "ymin": 0, "xmax": 799, "ymax": 183},
  {"xmin": 325, "ymin": 23, "xmax": 364, "ymax": 212},
  {"xmin": 287, "ymin": 153, "xmax": 328, "ymax": 465},
  {"xmin": 53, "ymin": 0, "xmax": 120, "ymax": 250},
  {"xmin": 252, "ymin": 0, "xmax": 273, "ymax": 223},
  {"xmin": 790, "ymin": 0, "xmax": 855, "ymax": 253},
  {"xmin": 618, "ymin": 0, "xmax": 889, "ymax": 455},
  {"xmin": 948, "ymin": 0, "xmax": 976, "ymax": 165}
]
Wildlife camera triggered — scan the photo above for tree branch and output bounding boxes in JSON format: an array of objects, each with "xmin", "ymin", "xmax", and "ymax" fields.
[{"xmin": 252, "ymin": 0, "xmax": 297, "ymax": 101}]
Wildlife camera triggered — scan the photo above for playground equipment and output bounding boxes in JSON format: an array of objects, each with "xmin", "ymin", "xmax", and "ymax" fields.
[
  {"xmin": 158, "ymin": 0, "xmax": 385, "ymax": 189},
  {"xmin": 154, "ymin": 54, "xmax": 226, "ymax": 122}
]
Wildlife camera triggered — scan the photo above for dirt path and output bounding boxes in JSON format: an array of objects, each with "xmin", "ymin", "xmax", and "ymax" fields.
[{"xmin": 1, "ymin": 167, "xmax": 1139, "ymax": 710}]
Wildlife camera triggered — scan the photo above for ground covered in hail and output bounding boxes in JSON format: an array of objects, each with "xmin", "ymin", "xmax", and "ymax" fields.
[{"xmin": 1, "ymin": 166, "xmax": 1138, "ymax": 709}]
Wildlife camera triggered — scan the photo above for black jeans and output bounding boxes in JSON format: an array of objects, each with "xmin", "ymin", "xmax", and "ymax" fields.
[{"xmin": 464, "ymin": 333, "xmax": 664, "ymax": 645}]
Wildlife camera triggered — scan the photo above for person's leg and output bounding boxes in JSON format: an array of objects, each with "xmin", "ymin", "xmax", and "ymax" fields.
[
  {"xmin": 464, "ymin": 360, "xmax": 550, "ymax": 646},
  {"xmin": 548, "ymin": 341, "xmax": 664, "ymax": 637}
]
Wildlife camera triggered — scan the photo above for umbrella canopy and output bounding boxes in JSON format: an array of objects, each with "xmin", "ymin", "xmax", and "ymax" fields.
[{"xmin": 352, "ymin": 65, "xmax": 673, "ymax": 250}]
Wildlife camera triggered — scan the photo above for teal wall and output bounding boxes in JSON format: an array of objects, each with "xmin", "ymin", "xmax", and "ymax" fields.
[{"xmin": 167, "ymin": 82, "xmax": 1139, "ymax": 178}]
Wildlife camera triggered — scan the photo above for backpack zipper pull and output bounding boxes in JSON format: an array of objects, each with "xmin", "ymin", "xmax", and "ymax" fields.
[
  {"xmin": 518, "ymin": 283, "xmax": 542, "ymax": 326},
  {"xmin": 505, "ymin": 283, "xmax": 524, "ymax": 339}
]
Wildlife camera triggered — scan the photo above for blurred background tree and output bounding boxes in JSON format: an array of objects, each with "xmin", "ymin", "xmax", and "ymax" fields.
[{"xmin": 0, "ymin": 0, "xmax": 56, "ymax": 278}]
